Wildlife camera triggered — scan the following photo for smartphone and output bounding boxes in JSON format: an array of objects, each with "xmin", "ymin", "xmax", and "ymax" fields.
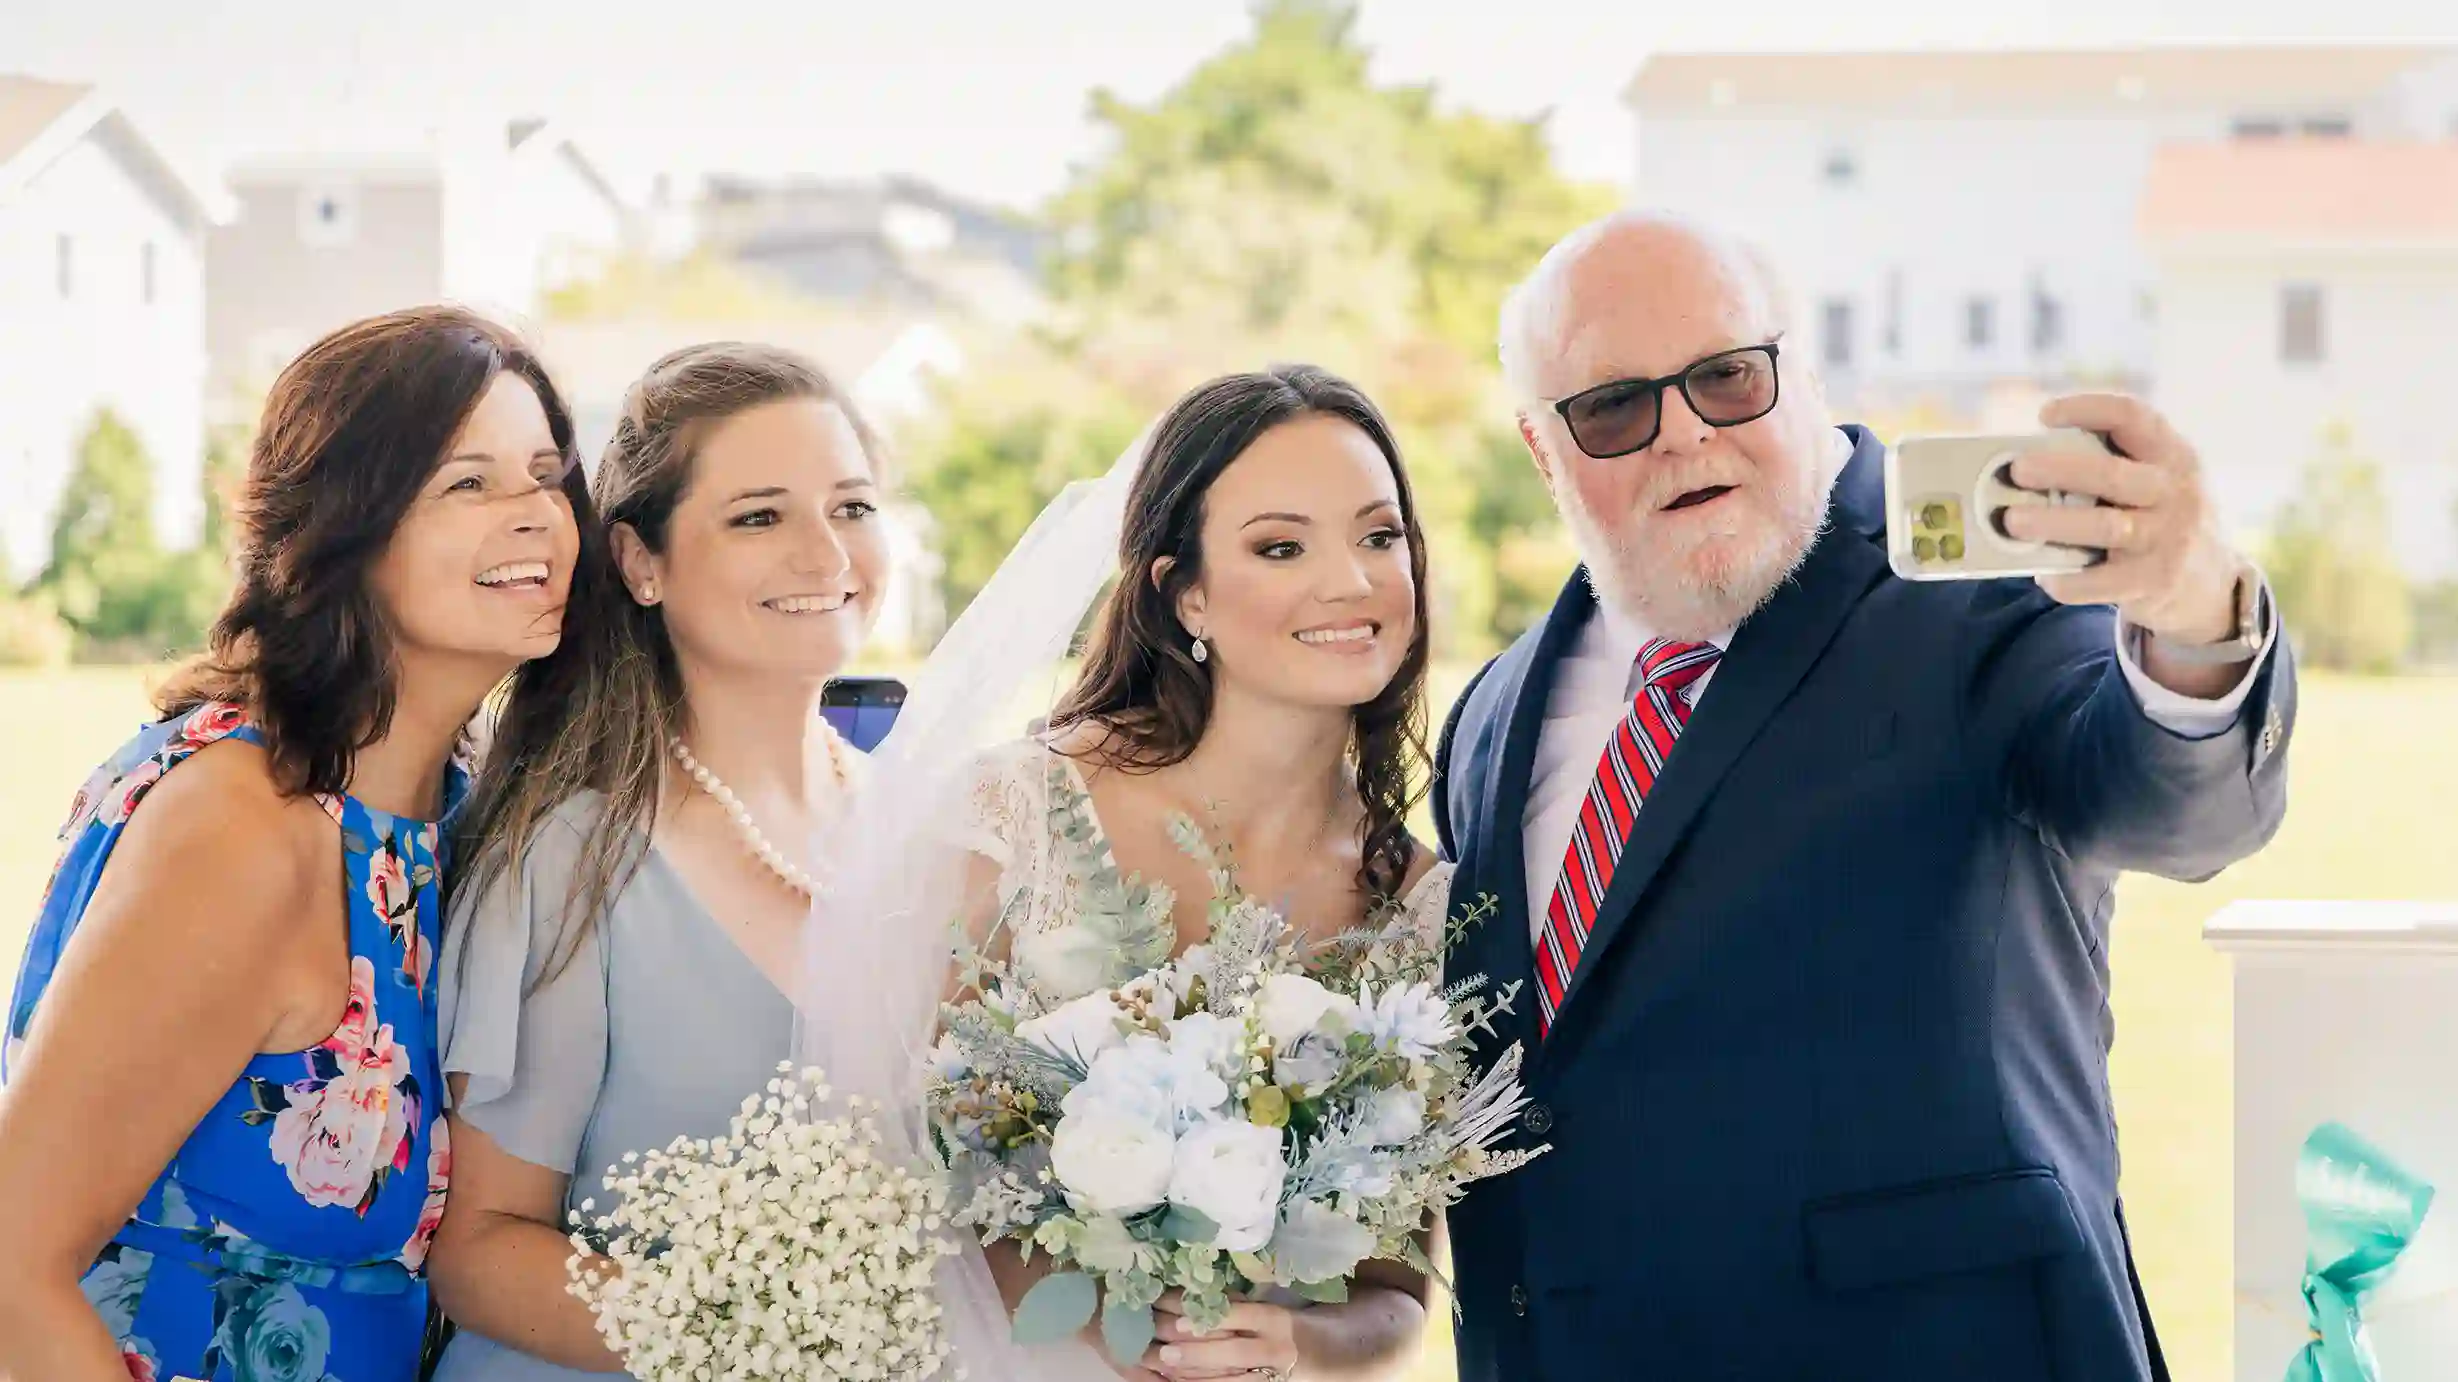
[
  {"xmin": 1884, "ymin": 428, "xmax": 2113, "ymax": 582},
  {"xmin": 819, "ymin": 675, "xmax": 906, "ymax": 752}
]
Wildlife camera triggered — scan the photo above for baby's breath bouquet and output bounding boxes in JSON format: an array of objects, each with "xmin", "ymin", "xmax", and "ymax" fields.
[
  {"xmin": 566, "ymin": 1064, "xmax": 958, "ymax": 1381},
  {"xmin": 927, "ymin": 801, "xmax": 1546, "ymax": 1369}
]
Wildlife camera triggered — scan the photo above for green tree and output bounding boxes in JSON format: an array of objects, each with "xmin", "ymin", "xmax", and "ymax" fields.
[
  {"xmin": 997, "ymin": 0, "xmax": 1612, "ymax": 653},
  {"xmin": 2263, "ymin": 423, "xmax": 2413, "ymax": 674},
  {"xmin": 902, "ymin": 356, "xmax": 1150, "ymax": 617},
  {"xmin": 2414, "ymin": 492, "xmax": 2458, "ymax": 668},
  {"xmin": 0, "ymin": 530, "xmax": 71, "ymax": 669},
  {"xmin": 31, "ymin": 409, "xmax": 228, "ymax": 660},
  {"xmin": 36, "ymin": 410, "xmax": 161, "ymax": 637},
  {"xmin": 542, "ymin": 249, "xmax": 828, "ymax": 322},
  {"xmin": 1048, "ymin": 0, "xmax": 1613, "ymax": 374}
]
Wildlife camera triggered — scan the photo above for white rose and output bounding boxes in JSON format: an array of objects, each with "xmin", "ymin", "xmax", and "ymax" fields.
[
  {"xmin": 1014, "ymin": 923, "xmax": 1118, "ymax": 1002},
  {"xmin": 1015, "ymin": 991, "xmax": 1128, "ymax": 1067},
  {"xmin": 1167, "ymin": 1120, "xmax": 1287, "ymax": 1252},
  {"xmin": 1361, "ymin": 1086, "xmax": 1426, "ymax": 1146},
  {"xmin": 1066, "ymin": 1036, "xmax": 1230, "ymax": 1133},
  {"xmin": 1166, "ymin": 1011, "xmax": 1244, "ymax": 1080},
  {"xmin": 1049, "ymin": 1107, "xmax": 1175, "ymax": 1216},
  {"xmin": 1256, "ymin": 973, "xmax": 1356, "ymax": 1048}
]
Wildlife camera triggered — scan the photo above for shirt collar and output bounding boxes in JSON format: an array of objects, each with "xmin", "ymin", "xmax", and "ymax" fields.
[{"xmin": 1591, "ymin": 597, "xmax": 1735, "ymax": 670}]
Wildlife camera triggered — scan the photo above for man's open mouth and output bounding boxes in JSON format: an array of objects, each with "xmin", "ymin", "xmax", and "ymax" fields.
[{"xmin": 1664, "ymin": 485, "xmax": 1735, "ymax": 512}]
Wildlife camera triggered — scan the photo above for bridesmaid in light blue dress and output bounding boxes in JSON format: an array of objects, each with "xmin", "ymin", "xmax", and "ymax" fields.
[{"xmin": 428, "ymin": 343, "xmax": 892, "ymax": 1379}]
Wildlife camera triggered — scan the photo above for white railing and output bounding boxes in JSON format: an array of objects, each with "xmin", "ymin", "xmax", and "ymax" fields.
[{"xmin": 2204, "ymin": 900, "xmax": 2458, "ymax": 1380}]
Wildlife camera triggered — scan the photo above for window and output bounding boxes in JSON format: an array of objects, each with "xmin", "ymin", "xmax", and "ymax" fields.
[
  {"xmin": 1821, "ymin": 148, "xmax": 1857, "ymax": 186},
  {"xmin": 2280, "ymin": 283, "xmax": 2326, "ymax": 364},
  {"xmin": 55, "ymin": 234, "xmax": 73, "ymax": 298},
  {"xmin": 2231, "ymin": 116, "xmax": 2285, "ymax": 139},
  {"xmin": 297, "ymin": 183, "xmax": 360, "ymax": 248},
  {"xmin": 141, "ymin": 241, "xmax": 157, "ymax": 305},
  {"xmin": 1965, "ymin": 296, "xmax": 1995, "ymax": 351},
  {"xmin": 1882, "ymin": 269, "xmax": 1903, "ymax": 355},
  {"xmin": 2029, "ymin": 283, "xmax": 2063, "ymax": 354},
  {"xmin": 1821, "ymin": 298, "xmax": 1854, "ymax": 369},
  {"xmin": 2300, "ymin": 115, "xmax": 2352, "ymax": 138}
]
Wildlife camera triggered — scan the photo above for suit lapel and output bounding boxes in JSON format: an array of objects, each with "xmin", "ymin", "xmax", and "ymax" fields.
[
  {"xmin": 1461, "ymin": 573, "xmax": 1600, "ymax": 1064},
  {"xmin": 1546, "ymin": 427, "xmax": 1892, "ymax": 1039}
]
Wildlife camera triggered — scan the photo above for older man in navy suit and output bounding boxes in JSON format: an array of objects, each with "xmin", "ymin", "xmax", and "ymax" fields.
[{"xmin": 1433, "ymin": 212, "xmax": 2291, "ymax": 1382}]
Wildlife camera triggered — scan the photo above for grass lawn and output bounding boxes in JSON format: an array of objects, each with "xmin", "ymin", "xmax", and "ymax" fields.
[{"xmin": 3, "ymin": 666, "xmax": 2452, "ymax": 1382}]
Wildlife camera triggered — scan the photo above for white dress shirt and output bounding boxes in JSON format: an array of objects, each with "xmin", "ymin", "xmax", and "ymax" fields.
[{"xmin": 1519, "ymin": 432, "xmax": 2280, "ymax": 939}]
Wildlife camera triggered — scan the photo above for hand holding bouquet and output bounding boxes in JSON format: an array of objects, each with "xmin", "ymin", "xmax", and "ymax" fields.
[
  {"xmin": 567, "ymin": 1064, "xmax": 959, "ymax": 1381},
  {"xmin": 928, "ymin": 817, "xmax": 1545, "ymax": 1367}
]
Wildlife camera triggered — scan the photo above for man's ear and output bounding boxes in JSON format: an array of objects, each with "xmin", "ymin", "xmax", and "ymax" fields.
[{"xmin": 1519, "ymin": 412, "xmax": 1560, "ymax": 495}]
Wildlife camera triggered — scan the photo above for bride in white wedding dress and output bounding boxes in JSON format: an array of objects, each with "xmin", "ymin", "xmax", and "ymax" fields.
[{"xmin": 801, "ymin": 365, "xmax": 1450, "ymax": 1382}]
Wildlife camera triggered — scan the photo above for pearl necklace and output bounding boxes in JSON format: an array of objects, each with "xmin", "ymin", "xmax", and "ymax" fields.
[{"xmin": 668, "ymin": 726, "xmax": 852, "ymax": 898}]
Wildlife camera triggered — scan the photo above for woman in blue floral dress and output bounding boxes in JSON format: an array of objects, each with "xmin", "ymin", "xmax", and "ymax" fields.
[{"xmin": 0, "ymin": 306, "xmax": 606, "ymax": 1382}]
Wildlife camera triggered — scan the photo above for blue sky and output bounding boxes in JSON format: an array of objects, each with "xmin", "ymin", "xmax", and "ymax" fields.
[{"xmin": 5, "ymin": 0, "xmax": 2452, "ymax": 207}]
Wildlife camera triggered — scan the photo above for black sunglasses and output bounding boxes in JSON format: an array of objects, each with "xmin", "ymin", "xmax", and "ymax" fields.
[{"xmin": 1548, "ymin": 342, "xmax": 1783, "ymax": 460}]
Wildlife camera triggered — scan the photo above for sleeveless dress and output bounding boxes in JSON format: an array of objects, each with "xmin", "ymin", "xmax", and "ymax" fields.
[{"xmin": 3, "ymin": 702, "xmax": 458, "ymax": 1382}]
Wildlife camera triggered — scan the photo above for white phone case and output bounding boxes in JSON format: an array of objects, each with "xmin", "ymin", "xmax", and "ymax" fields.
[{"xmin": 1883, "ymin": 428, "xmax": 2112, "ymax": 581}]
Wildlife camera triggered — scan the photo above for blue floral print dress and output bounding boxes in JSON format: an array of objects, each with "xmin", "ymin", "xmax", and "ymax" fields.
[{"xmin": 4, "ymin": 702, "xmax": 459, "ymax": 1382}]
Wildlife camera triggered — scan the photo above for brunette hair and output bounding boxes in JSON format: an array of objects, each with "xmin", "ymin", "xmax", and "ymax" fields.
[
  {"xmin": 157, "ymin": 306, "xmax": 592, "ymax": 800},
  {"xmin": 452, "ymin": 342, "xmax": 878, "ymax": 984},
  {"xmin": 1049, "ymin": 365, "xmax": 1431, "ymax": 902}
]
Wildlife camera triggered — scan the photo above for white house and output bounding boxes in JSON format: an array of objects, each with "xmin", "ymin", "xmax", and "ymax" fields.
[
  {"xmin": 1624, "ymin": 45, "xmax": 2458, "ymax": 422},
  {"xmin": 0, "ymin": 75, "xmax": 227, "ymax": 580},
  {"xmin": 206, "ymin": 119, "xmax": 633, "ymax": 415},
  {"xmin": 2141, "ymin": 140, "xmax": 2458, "ymax": 579}
]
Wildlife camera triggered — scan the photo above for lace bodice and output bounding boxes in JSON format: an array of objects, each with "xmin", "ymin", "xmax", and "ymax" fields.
[{"xmin": 960, "ymin": 739, "xmax": 1455, "ymax": 993}]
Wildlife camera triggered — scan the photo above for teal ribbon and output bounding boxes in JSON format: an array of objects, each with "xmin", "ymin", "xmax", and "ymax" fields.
[{"xmin": 2285, "ymin": 1122, "xmax": 2436, "ymax": 1382}]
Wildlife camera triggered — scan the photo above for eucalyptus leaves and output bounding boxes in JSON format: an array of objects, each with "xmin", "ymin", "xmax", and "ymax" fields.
[{"xmin": 929, "ymin": 780, "xmax": 1545, "ymax": 1367}]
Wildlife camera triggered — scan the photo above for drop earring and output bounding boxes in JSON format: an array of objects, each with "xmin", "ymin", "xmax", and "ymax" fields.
[{"xmin": 1190, "ymin": 633, "xmax": 1209, "ymax": 664}]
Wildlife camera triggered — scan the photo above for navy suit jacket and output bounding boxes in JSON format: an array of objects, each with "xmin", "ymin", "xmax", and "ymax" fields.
[{"xmin": 1433, "ymin": 425, "xmax": 2294, "ymax": 1382}]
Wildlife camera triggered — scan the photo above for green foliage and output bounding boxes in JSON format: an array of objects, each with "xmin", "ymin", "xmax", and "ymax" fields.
[
  {"xmin": 904, "ymin": 0, "xmax": 1609, "ymax": 653},
  {"xmin": 27, "ymin": 409, "xmax": 230, "ymax": 662},
  {"xmin": 2414, "ymin": 579, "xmax": 2458, "ymax": 669},
  {"xmin": 542, "ymin": 250, "xmax": 826, "ymax": 322},
  {"xmin": 1046, "ymin": 0, "xmax": 1615, "ymax": 373},
  {"xmin": 2262, "ymin": 423, "xmax": 2413, "ymax": 674},
  {"xmin": 902, "ymin": 360, "xmax": 1149, "ymax": 617},
  {"xmin": 0, "ymin": 586, "xmax": 73, "ymax": 669}
]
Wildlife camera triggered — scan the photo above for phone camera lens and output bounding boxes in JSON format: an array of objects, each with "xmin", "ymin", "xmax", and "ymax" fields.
[
  {"xmin": 1939, "ymin": 534, "xmax": 1964, "ymax": 561},
  {"xmin": 1912, "ymin": 536, "xmax": 1938, "ymax": 563}
]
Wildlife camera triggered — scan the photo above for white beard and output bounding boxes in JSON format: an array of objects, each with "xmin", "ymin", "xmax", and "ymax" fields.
[{"xmin": 1561, "ymin": 465, "xmax": 1837, "ymax": 643}]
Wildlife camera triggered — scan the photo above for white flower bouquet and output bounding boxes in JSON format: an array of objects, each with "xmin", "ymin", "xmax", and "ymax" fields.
[
  {"xmin": 927, "ymin": 812, "xmax": 1546, "ymax": 1366},
  {"xmin": 566, "ymin": 1064, "xmax": 959, "ymax": 1381}
]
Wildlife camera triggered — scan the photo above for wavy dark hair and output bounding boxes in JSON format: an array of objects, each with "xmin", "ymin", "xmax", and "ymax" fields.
[
  {"xmin": 156, "ymin": 306, "xmax": 597, "ymax": 801},
  {"xmin": 1049, "ymin": 364, "xmax": 1432, "ymax": 903}
]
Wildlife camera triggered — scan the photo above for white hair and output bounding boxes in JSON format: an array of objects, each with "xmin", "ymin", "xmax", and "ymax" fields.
[{"xmin": 1496, "ymin": 209, "xmax": 1800, "ymax": 402}]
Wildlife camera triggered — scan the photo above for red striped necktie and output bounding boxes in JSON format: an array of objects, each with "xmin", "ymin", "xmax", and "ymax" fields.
[{"xmin": 1533, "ymin": 636, "xmax": 1723, "ymax": 1034}]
